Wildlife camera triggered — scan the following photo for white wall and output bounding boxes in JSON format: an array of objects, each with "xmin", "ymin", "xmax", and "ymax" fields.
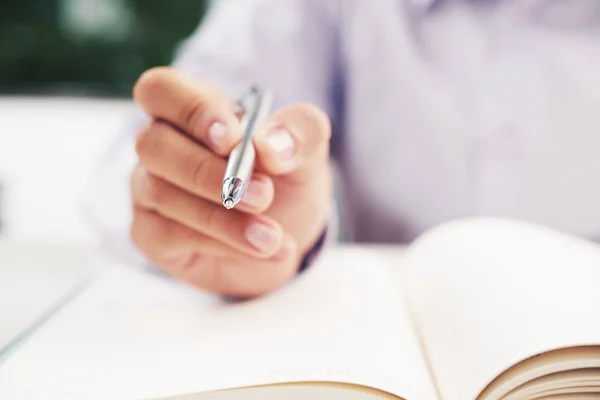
[{"xmin": 0, "ymin": 97, "xmax": 134, "ymax": 245}]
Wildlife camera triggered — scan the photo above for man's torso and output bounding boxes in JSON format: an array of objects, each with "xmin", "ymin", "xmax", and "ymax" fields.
[{"xmin": 338, "ymin": 0, "xmax": 600, "ymax": 242}]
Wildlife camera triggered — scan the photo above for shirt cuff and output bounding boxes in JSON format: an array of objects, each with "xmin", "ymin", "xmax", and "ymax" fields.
[
  {"xmin": 298, "ymin": 226, "xmax": 329, "ymax": 273},
  {"xmin": 297, "ymin": 203, "xmax": 338, "ymax": 273}
]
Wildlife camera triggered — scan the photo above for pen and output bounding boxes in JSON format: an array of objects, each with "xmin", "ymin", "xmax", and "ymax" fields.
[{"xmin": 221, "ymin": 86, "xmax": 274, "ymax": 209}]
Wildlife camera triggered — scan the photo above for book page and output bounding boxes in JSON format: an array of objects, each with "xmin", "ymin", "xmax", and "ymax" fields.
[
  {"xmin": 403, "ymin": 218, "xmax": 600, "ymax": 400},
  {"xmin": 480, "ymin": 346, "xmax": 600, "ymax": 400},
  {"xmin": 0, "ymin": 243, "xmax": 96, "ymax": 351},
  {"xmin": 0, "ymin": 248, "xmax": 438, "ymax": 400},
  {"xmin": 168, "ymin": 382, "xmax": 404, "ymax": 400},
  {"xmin": 504, "ymin": 367, "xmax": 600, "ymax": 400}
]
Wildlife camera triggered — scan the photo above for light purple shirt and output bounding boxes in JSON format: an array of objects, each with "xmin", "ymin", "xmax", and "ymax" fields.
[{"xmin": 88, "ymin": 0, "xmax": 600, "ymax": 262}]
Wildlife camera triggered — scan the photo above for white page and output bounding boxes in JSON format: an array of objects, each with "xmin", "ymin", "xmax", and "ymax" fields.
[
  {"xmin": 403, "ymin": 218, "xmax": 600, "ymax": 400},
  {"xmin": 0, "ymin": 243, "xmax": 96, "ymax": 350},
  {"xmin": 0, "ymin": 247, "xmax": 438, "ymax": 400}
]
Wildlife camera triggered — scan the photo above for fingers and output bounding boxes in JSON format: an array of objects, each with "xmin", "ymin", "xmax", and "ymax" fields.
[
  {"xmin": 177, "ymin": 236, "xmax": 298, "ymax": 298},
  {"xmin": 131, "ymin": 68, "xmax": 331, "ymax": 296},
  {"xmin": 133, "ymin": 67, "xmax": 241, "ymax": 156},
  {"xmin": 131, "ymin": 208, "xmax": 299, "ymax": 298},
  {"xmin": 135, "ymin": 120, "xmax": 274, "ymax": 213},
  {"xmin": 131, "ymin": 207, "xmax": 234, "ymax": 259},
  {"xmin": 131, "ymin": 166, "xmax": 283, "ymax": 258},
  {"xmin": 254, "ymin": 103, "xmax": 332, "ymax": 184}
]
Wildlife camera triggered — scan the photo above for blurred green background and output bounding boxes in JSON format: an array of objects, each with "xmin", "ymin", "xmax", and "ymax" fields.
[{"xmin": 0, "ymin": 0, "xmax": 208, "ymax": 97}]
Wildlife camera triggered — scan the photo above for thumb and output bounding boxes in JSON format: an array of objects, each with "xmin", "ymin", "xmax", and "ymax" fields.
[{"xmin": 253, "ymin": 103, "xmax": 331, "ymax": 184}]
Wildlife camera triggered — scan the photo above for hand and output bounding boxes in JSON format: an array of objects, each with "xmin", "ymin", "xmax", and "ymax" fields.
[{"xmin": 130, "ymin": 67, "xmax": 333, "ymax": 297}]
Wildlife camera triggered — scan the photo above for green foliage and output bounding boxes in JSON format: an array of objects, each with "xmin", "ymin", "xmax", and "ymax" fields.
[{"xmin": 0, "ymin": 0, "xmax": 207, "ymax": 97}]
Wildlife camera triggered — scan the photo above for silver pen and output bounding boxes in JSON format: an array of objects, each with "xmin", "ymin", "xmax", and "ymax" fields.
[{"xmin": 222, "ymin": 86, "xmax": 274, "ymax": 209}]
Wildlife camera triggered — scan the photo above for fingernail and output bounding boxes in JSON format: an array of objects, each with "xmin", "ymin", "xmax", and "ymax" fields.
[
  {"xmin": 266, "ymin": 128, "xmax": 295, "ymax": 161},
  {"xmin": 241, "ymin": 179, "xmax": 270, "ymax": 208},
  {"xmin": 208, "ymin": 121, "xmax": 228, "ymax": 150},
  {"xmin": 245, "ymin": 222, "xmax": 282, "ymax": 252}
]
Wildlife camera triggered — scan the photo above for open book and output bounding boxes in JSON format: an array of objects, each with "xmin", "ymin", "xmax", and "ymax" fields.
[{"xmin": 1, "ymin": 218, "xmax": 599, "ymax": 400}]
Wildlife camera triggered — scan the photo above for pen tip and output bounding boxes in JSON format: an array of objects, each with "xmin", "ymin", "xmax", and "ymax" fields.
[
  {"xmin": 224, "ymin": 198, "xmax": 234, "ymax": 209},
  {"xmin": 222, "ymin": 177, "xmax": 245, "ymax": 209}
]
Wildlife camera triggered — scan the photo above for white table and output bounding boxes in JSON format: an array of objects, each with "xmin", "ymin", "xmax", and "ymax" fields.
[
  {"xmin": 0, "ymin": 242, "xmax": 406, "ymax": 356},
  {"xmin": 0, "ymin": 242, "xmax": 101, "ymax": 352},
  {"xmin": 0, "ymin": 96, "xmax": 132, "ymax": 244}
]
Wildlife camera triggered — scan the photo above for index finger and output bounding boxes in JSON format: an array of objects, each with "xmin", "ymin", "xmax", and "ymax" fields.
[{"xmin": 133, "ymin": 66, "xmax": 241, "ymax": 156}]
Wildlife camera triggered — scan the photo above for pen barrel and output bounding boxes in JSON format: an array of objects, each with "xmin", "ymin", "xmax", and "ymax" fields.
[
  {"xmin": 221, "ymin": 87, "xmax": 273, "ymax": 208},
  {"xmin": 224, "ymin": 141, "xmax": 255, "ymax": 186}
]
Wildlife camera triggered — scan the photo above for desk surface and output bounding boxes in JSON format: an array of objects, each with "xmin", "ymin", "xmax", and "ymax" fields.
[
  {"xmin": 0, "ymin": 243, "xmax": 407, "ymax": 353},
  {"xmin": 0, "ymin": 242, "xmax": 101, "ymax": 351}
]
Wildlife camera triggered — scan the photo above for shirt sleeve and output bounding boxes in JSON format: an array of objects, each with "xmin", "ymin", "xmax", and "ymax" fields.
[{"xmin": 84, "ymin": 0, "xmax": 341, "ymax": 266}]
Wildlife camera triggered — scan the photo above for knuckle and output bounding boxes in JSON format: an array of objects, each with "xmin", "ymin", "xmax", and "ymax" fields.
[
  {"xmin": 130, "ymin": 164, "xmax": 145, "ymax": 202},
  {"xmin": 130, "ymin": 209, "xmax": 151, "ymax": 249},
  {"xmin": 143, "ymin": 173, "xmax": 171, "ymax": 206},
  {"xmin": 203, "ymin": 259, "xmax": 232, "ymax": 295},
  {"xmin": 199, "ymin": 204, "xmax": 223, "ymax": 231},
  {"xmin": 135, "ymin": 124, "xmax": 153, "ymax": 158},
  {"xmin": 159, "ymin": 220, "xmax": 183, "ymax": 248},
  {"xmin": 131, "ymin": 209, "xmax": 178, "ymax": 253},
  {"xmin": 188, "ymin": 151, "xmax": 212, "ymax": 188},
  {"xmin": 180, "ymin": 256, "xmax": 230, "ymax": 295},
  {"xmin": 133, "ymin": 66, "xmax": 174, "ymax": 101},
  {"xmin": 294, "ymin": 102, "xmax": 332, "ymax": 140},
  {"xmin": 135, "ymin": 121, "xmax": 169, "ymax": 160},
  {"xmin": 135, "ymin": 122, "xmax": 158, "ymax": 158},
  {"xmin": 178, "ymin": 227, "xmax": 199, "ymax": 248},
  {"xmin": 180, "ymin": 94, "xmax": 210, "ymax": 134}
]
